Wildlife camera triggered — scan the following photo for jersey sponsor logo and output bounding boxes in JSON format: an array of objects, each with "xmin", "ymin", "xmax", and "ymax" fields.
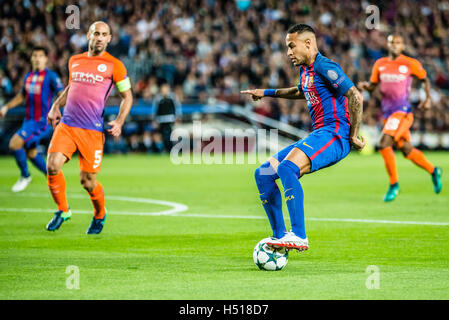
[
  {"xmin": 305, "ymin": 91, "xmax": 320, "ymax": 106},
  {"xmin": 327, "ymin": 70, "xmax": 339, "ymax": 80},
  {"xmin": 25, "ymin": 82, "xmax": 42, "ymax": 94},
  {"xmin": 285, "ymin": 195, "xmax": 295, "ymax": 201},
  {"xmin": 97, "ymin": 64, "xmax": 107, "ymax": 72},
  {"xmin": 71, "ymin": 71, "xmax": 104, "ymax": 84},
  {"xmin": 398, "ymin": 65, "xmax": 408, "ymax": 74},
  {"xmin": 379, "ymin": 73, "xmax": 407, "ymax": 82}
]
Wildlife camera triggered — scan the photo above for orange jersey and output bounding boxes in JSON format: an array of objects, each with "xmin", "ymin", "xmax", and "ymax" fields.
[
  {"xmin": 370, "ymin": 54, "xmax": 426, "ymax": 118},
  {"xmin": 61, "ymin": 51, "xmax": 130, "ymax": 132}
]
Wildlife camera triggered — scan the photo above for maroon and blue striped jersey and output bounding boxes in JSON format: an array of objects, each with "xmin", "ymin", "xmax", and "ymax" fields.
[
  {"xmin": 21, "ymin": 68, "xmax": 64, "ymax": 123},
  {"xmin": 297, "ymin": 52, "xmax": 354, "ymax": 138}
]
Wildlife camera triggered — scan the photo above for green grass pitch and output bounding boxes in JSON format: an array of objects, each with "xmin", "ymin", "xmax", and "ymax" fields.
[{"xmin": 0, "ymin": 151, "xmax": 448, "ymax": 299}]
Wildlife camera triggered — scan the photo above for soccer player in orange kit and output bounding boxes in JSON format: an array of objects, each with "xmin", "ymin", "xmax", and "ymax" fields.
[
  {"xmin": 359, "ymin": 35, "xmax": 442, "ymax": 202},
  {"xmin": 45, "ymin": 21, "xmax": 133, "ymax": 233}
]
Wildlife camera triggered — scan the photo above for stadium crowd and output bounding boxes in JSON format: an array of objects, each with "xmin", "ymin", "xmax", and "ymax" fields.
[{"xmin": 1, "ymin": 0, "xmax": 449, "ymax": 152}]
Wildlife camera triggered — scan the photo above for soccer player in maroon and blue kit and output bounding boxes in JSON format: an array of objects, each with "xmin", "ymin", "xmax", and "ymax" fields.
[
  {"xmin": 241, "ymin": 24, "xmax": 365, "ymax": 251},
  {"xmin": 0, "ymin": 46, "xmax": 64, "ymax": 192}
]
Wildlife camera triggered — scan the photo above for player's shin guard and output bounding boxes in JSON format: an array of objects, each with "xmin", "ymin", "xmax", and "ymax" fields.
[
  {"xmin": 379, "ymin": 147, "xmax": 398, "ymax": 185},
  {"xmin": 47, "ymin": 171, "xmax": 69, "ymax": 212},
  {"xmin": 30, "ymin": 153, "xmax": 47, "ymax": 175},
  {"xmin": 406, "ymin": 148, "xmax": 435, "ymax": 174},
  {"xmin": 13, "ymin": 149, "xmax": 30, "ymax": 178},
  {"xmin": 88, "ymin": 182, "xmax": 105, "ymax": 219},
  {"xmin": 254, "ymin": 162, "xmax": 286, "ymax": 239},
  {"xmin": 277, "ymin": 160, "xmax": 306, "ymax": 239}
]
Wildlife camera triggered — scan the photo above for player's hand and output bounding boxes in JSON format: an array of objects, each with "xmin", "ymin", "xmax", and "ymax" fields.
[
  {"xmin": 350, "ymin": 135, "xmax": 366, "ymax": 151},
  {"xmin": 417, "ymin": 98, "xmax": 431, "ymax": 111},
  {"xmin": 0, "ymin": 106, "xmax": 8, "ymax": 118},
  {"xmin": 107, "ymin": 120, "xmax": 123, "ymax": 137},
  {"xmin": 240, "ymin": 89, "xmax": 265, "ymax": 101},
  {"xmin": 357, "ymin": 82, "xmax": 369, "ymax": 91},
  {"xmin": 47, "ymin": 107, "xmax": 62, "ymax": 128}
]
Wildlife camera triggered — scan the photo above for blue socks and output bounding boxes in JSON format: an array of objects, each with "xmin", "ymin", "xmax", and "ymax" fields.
[
  {"xmin": 13, "ymin": 149, "xmax": 47, "ymax": 177},
  {"xmin": 277, "ymin": 160, "xmax": 306, "ymax": 239},
  {"xmin": 254, "ymin": 162, "xmax": 286, "ymax": 239},
  {"xmin": 13, "ymin": 149, "xmax": 30, "ymax": 178},
  {"xmin": 30, "ymin": 153, "xmax": 47, "ymax": 175}
]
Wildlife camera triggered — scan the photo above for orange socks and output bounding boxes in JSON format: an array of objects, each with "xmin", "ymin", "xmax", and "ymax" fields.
[
  {"xmin": 47, "ymin": 172, "xmax": 69, "ymax": 212},
  {"xmin": 88, "ymin": 182, "xmax": 106, "ymax": 219},
  {"xmin": 379, "ymin": 147, "xmax": 398, "ymax": 185},
  {"xmin": 406, "ymin": 148, "xmax": 435, "ymax": 174}
]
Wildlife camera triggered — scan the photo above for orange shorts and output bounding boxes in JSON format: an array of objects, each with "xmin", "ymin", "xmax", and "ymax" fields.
[
  {"xmin": 48, "ymin": 123, "xmax": 105, "ymax": 173},
  {"xmin": 382, "ymin": 111, "xmax": 413, "ymax": 148}
]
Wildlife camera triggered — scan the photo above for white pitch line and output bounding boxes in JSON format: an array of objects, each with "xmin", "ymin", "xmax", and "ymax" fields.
[
  {"xmin": 0, "ymin": 207, "xmax": 448, "ymax": 226},
  {"xmin": 0, "ymin": 192, "xmax": 188, "ymax": 216}
]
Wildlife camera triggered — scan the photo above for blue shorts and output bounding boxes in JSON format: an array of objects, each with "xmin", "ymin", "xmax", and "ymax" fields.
[
  {"xmin": 273, "ymin": 128, "xmax": 350, "ymax": 173},
  {"xmin": 16, "ymin": 120, "xmax": 52, "ymax": 149}
]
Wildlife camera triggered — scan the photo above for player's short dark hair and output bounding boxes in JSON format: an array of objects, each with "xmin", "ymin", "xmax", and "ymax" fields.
[
  {"xmin": 287, "ymin": 24, "xmax": 315, "ymax": 35},
  {"xmin": 31, "ymin": 46, "xmax": 48, "ymax": 56}
]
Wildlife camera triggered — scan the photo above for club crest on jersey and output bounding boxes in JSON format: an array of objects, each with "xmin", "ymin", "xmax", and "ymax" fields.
[
  {"xmin": 97, "ymin": 64, "xmax": 107, "ymax": 72},
  {"xmin": 71, "ymin": 71, "xmax": 104, "ymax": 84},
  {"xmin": 398, "ymin": 65, "xmax": 408, "ymax": 74},
  {"xmin": 307, "ymin": 75, "xmax": 314, "ymax": 88}
]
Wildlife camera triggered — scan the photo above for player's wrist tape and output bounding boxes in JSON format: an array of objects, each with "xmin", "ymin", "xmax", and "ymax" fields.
[
  {"xmin": 116, "ymin": 77, "xmax": 131, "ymax": 92},
  {"xmin": 264, "ymin": 89, "xmax": 277, "ymax": 97}
]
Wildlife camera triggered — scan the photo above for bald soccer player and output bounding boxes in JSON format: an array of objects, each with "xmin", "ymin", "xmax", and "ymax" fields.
[
  {"xmin": 241, "ymin": 24, "xmax": 365, "ymax": 251},
  {"xmin": 359, "ymin": 35, "xmax": 442, "ymax": 202},
  {"xmin": 45, "ymin": 21, "xmax": 133, "ymax": 234}
]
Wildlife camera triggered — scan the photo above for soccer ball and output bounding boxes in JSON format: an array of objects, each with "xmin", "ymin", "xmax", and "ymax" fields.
[{"xmin": 253, "ymin": 237, "xmax": 288, "ymax": 271}]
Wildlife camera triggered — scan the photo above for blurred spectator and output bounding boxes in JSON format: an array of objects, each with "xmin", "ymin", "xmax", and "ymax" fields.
[{"xmin": 152, "ymin": 83, "xmax": 181, "ymax": 152}]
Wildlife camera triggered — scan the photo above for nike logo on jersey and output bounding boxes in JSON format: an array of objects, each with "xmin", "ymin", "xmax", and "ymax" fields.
[
  {"xmin": 72, "ymin": 63, "xmax": 80, "ymax": 68},
  {"xmin": 302, "ymin": 142, "xmax": 313, "ymax": 149}
]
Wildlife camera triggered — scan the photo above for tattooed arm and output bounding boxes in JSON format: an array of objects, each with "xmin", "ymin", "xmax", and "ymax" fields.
[{"xmin": 344, "ymin": 86, "xmax": 366, "ymax": 151}]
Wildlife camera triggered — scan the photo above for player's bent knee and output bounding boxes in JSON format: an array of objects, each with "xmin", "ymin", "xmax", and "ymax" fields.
[
  {"xmin": 9, "ymin": 135, "xmax": 24, "ymax": 151},
  {"xmin": 47, "ymin": 162, "xmax": 61, "ymax": 176},
  {"xmin": 26, "ymin": 148, "xmax": 37, "ymax": 159},
  {"xmin": 277, "ymin": 160, "xmax": 300, "ymax": 180},
  {"xmin": 379, "ymin": 135, "xmax": 394, "ymax": 150},
  {"xmin": 47, "ymin": 154, "xmax": 65, "ymax": 175},
  {"xmin": 80, "ymin": 173, "xmax": 96, "ymax": 192},
  {"xmin": 254, "ymin": 161, "xmax": 277, "ymax": 185}
]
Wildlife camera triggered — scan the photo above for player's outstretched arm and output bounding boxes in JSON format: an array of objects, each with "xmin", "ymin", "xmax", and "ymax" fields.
[
  {"xmin": 241, "ymin": 87, "xmax": 304, "ymax": 101},
  {"xmin": 47, "ymin": 85, "xmax": 70, "ymax": 128},
  {"xmin": 0, "ymin": 92, "xmax": 24, "ymax": 118},
  {"xmin": 345, "ymin": 86, "xmax": 365, "ymax": 151},
  {"xmin": 107, "ymin": 89, "xmax": 133, "ymax": 137}
]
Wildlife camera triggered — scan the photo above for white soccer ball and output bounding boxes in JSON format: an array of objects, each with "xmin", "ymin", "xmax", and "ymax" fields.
[{"xmin": 253, "ymin": 237, "xmax": 288, "ymax": 271}]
